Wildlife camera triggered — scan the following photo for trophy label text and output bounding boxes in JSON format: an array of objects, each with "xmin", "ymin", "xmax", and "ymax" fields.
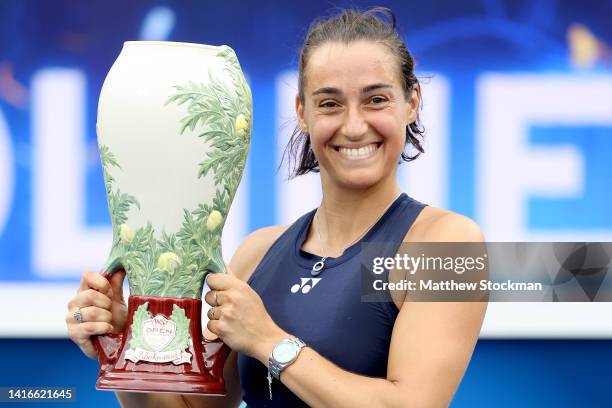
[
  {"xmin": 125, "ymin": 302, "xmax": 192, "ymax": 365},
  {"xmin": 143, "ymin": 315, "xmax": 176, "ymax": 351}
]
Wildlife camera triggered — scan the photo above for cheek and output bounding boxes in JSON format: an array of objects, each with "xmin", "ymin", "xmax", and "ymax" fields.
[
  {"xmin": 309, "ymin": 116, "xmax": 341, "ymax": 146},
  {"xmin": 370, "ymin": 115, "xmax": 405, "ymax": 150}
]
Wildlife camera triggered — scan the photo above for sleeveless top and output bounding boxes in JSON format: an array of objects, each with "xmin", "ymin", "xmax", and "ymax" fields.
[{"xmin": 237, "ymin": 193, "xmax": 427, "ymax": 407}]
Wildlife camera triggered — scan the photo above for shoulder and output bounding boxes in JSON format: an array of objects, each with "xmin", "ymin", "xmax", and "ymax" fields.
[
  {"xmin": 406, "ymin": 206, "xmax": 484, "ymax": 242},
  {"xmin": 229, "ymin": 225, "xmax": 289, "ymax": 282}
]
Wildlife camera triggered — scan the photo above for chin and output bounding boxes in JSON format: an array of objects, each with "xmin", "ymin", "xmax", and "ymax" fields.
[{"xmin": 336, "ymin": 171, "xmax": 385, "ymax": 190}]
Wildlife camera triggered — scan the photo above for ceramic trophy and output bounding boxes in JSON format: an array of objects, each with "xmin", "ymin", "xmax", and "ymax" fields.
[{"xmin": 92, "ymin": 41, "xmax": 251, "ymax": 394}]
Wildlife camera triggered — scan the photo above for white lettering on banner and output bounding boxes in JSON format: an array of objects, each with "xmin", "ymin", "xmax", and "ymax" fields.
[
  {"xmin": 143, "ymin": 316, "xmax": 176, "ymax": 351},
  {"xmin": 0, "ymin": 108, "xmax": 15, "ymax": 237},
  {"xmin": 476, "ymin": 74, "xmax": 612, "ymax": 241},
  {"xmin": 125, "ymin": 347, "xmax": 192, "ymax": 364}
]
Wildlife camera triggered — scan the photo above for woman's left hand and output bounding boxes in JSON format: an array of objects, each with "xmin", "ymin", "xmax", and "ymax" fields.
[{"xmin": 204, "ymin": 267, "xmax": 288, "ymax": 363}]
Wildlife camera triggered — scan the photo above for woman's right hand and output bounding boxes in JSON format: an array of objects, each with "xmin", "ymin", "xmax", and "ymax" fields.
[{"xmin": 66, "ymin": 270, "xmax": 128, "ymax": 359}]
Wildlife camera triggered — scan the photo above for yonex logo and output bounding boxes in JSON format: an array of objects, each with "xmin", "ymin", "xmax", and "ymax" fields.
[{"xmin": 290, "ymin": 278, "xmax": 322, "ymax": 294}]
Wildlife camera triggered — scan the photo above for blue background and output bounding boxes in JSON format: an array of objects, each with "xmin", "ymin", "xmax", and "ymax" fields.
[{"xmin": 0, "ymin": 0, "xmax": 611, "ymax": 406}]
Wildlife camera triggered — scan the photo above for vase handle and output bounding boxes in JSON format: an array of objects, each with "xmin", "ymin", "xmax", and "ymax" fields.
[
  {"xmin": 92, "ymin": 270, "xmax": 124, "ymax": 373},
  {"xmin": 202, "ymin": 336, "xmax": 231, "ymax": 381}
]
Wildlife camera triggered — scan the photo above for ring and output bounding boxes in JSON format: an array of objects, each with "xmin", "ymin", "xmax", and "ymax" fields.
[
  {"xmin": 73, "ymin": 308, "xmax": 83, "ymax": 323},
  {"xmin": 209, "ymin": 307, "xmax": 217, "ymax": 320},
  {"xmin": 213, "ymin": 291, "xmax": 219, "ymax": 306}
]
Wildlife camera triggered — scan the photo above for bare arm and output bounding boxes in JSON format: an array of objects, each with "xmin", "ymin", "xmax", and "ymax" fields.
[{"xmin": 245, "ymin": 212, "xmax": 487, "ymax": 407}]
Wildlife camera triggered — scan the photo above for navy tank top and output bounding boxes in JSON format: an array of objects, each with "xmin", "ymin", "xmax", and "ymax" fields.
[{"xmin": 237, "ymin": 193, "xmax": 427, "ymax": 407}]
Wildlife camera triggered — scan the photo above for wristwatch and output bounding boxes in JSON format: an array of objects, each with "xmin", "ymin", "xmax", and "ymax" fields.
[
  {"xmin": 269, "ymin": 337, "xmax": 306, "ymax": 380},
  {"xmin": 266, "ymin": 337, "xmax": 306, "ymax": 400}
]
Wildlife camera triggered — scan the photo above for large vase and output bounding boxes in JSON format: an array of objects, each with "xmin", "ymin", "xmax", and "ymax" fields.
[{"xmin": 93, "ymin": 41, "xmax": 251, "ymax": 394}]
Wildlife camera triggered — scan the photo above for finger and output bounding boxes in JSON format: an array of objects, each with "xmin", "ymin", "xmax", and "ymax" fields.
[
  {"xmin": 65, "ymin": 309, "xmax": 81, "ymax": 325},
  {"xmin": 107, "ymin": 269, "xmax": 126, "ymax": 302},
  {"xmin": 204, "ymin": 290, "xmax": 214, "ymax": 307},
  {"xmin": 204, "ymin": 290, "xmax": 223, "ymax": 307},
  {"xmin": 206, "ymin": 273, "xmax": 237, "ymax": 291},
  {"xmin": 206, "ymin": 319, "xmax": 222, "ymax": 336},
  {"xmin": 79, "ymin": 271, "xmax": 113, "ymax": 298},
  {"xmin": 224, "ymin": 262, "xmax": 235, "ymax": 276},
  {"xmin": 68, "ymin": 321, "xmax": 113, "ymax": 360},
  {"xmin": 203, "ymin": 326, "xmax": 219, "ymax": 341},
  {"xmin": 80, "ymin": 341, "xmax": 98, "ymax": 360},
  {"xmin": 66, "ymin": 326, "xmax": 98, "ymax": 359},
  {"xmin": 69, "ymin": 289, "xmax": 112, "ymax": 310},
  {"xmin": 69, "ymin": 321, "xmax": 113, "ymax": 341},
  {"xmin": 81, "ymin": 306, "xmax": 113, "ymax": 324},
  {"xmin": 207, "ymin": 306, "xmax": 222, "ymax": 320}
]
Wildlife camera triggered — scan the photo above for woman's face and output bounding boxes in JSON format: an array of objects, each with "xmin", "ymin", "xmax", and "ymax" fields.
[{"xmin": 297, "ymin": 40, "xmax": 419, "ymax": 190}]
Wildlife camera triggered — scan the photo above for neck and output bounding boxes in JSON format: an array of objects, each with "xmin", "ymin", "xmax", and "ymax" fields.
[{"xmin": 313, "ymin": 171, "xmax": 402, "ymax": 257}]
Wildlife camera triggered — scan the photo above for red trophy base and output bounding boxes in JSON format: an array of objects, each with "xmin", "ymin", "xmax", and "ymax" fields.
[{"xmin": 93, "ymin": 294, "xmax": 230, "ymax": 395}]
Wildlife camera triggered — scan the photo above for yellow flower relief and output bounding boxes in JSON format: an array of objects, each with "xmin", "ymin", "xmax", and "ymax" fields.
[
  {"xmin": 157, "ymin": 252, "xmax": 180, "ymax": 272},
  {"xmin": 207, "ymin": 210, "xmax": 223, "ymax": 231},
  {"xmin": 119, "ymin": 223, "xmax": 133, "ymax": 243},
  {"xmin": 234, "ymin": 113, "xmax": 248, "ymax": 138}
]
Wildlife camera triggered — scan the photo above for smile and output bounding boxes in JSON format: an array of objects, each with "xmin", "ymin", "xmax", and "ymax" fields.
[{"xmin": 334, "ymin": 142, "xmax": 381, "ymax": 160}]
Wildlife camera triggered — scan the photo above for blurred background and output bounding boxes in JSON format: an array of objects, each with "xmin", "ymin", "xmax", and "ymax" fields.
[{"xmin": 0, "ymin": 0, "xmax": 611, "ymax": 406}]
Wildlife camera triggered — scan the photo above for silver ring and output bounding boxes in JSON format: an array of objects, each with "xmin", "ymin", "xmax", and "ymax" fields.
[
  {"xmin": 213, "ymin": 291, "xmax": 219, "ymax": 306},
  {"xmin": 73, "ymin": 308, "xmax": 83, "ymax": 323},
  {"xmin": 209, "ymin": 307, "xmax": 217, "ymax": 320}
]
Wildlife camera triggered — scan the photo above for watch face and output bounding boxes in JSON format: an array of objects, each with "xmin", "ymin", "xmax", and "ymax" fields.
[{"xmin": 273, "ymin": 341, "xmax": 297, "ymax": 364}]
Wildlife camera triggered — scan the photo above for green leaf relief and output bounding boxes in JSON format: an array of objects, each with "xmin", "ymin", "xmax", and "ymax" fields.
[
  {"xmin": 163, "ymin": 304, "xmax": 191, "ymax": 352},
  {"xmin": 129, "ymin": 302, "xmax": 151, "ymax": 350}
]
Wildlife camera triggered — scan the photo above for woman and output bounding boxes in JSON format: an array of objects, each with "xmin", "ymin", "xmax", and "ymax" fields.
[{"xmin": 67, "ymin": 8, "xmax": 486, "ymax": 407}]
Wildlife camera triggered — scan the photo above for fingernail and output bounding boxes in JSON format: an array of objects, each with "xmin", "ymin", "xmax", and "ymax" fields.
[{"xmin": 107, "ymin": 288, "xmax": 114, "ymax": 298}]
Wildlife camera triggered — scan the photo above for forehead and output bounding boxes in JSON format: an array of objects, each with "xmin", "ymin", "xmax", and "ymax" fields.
[{"xmin": 304, "ymin": 40, "xmax": 401, "ymax": 92}]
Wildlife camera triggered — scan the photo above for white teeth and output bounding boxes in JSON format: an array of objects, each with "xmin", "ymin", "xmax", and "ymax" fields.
[{"xmin": 338, "ymin": 143, "xmax": 378, "ymax": 158}]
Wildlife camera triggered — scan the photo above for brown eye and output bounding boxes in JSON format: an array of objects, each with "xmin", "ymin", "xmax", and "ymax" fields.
[
  {"xmin": 319, "ymin": 100, "xmax": 339, "ymax": 108},
  {"xmin": 368, "ymin": 96, "xmax": 388, "ymax": 105}
]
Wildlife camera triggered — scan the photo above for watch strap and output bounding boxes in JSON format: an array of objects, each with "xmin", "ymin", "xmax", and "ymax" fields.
[{"xmin": 268, "ymin": 337, "xmax": 306, "ymax": 380}]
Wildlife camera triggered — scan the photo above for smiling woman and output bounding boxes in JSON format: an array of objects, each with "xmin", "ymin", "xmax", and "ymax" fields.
[
  {"xmin": 67, "ymin": 6, "xmax": 486, "ymax": 408},
  {"xmin": 227, "ymin": 7, "xmax": 485, "ymax": 408},
  {"xmin": 296, "ymin": 40, "xmax": 419, "ymax": 190},
  {"xmin": 282, "ymin": 8, "xmax": 425, "ymax": 181}
]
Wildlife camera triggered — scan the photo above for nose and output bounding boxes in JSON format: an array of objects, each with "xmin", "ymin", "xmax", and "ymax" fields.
[{"xmin": 340, "ymin": 105, "xmax": 368, "ymax": 140}]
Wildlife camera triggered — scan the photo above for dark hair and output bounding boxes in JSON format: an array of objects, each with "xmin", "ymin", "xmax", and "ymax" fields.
[{"xmin": 280, "ymin": 7, "xmax": 425, "ymax": 179}]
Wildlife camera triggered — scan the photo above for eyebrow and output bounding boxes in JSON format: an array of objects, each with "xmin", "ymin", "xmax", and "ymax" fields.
[{"xmin": 311, "ymin": 83, "xmax": 392, "ymax": 97}]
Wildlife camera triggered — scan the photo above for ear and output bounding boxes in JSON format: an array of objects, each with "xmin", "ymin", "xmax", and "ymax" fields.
[
  {"xmin": 295, "ymin": 94, "xmax": 307, "ymax": 132},
  {"xmin": 407, "ymin": 84, "xmax": 420, "ymax": 124}
]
